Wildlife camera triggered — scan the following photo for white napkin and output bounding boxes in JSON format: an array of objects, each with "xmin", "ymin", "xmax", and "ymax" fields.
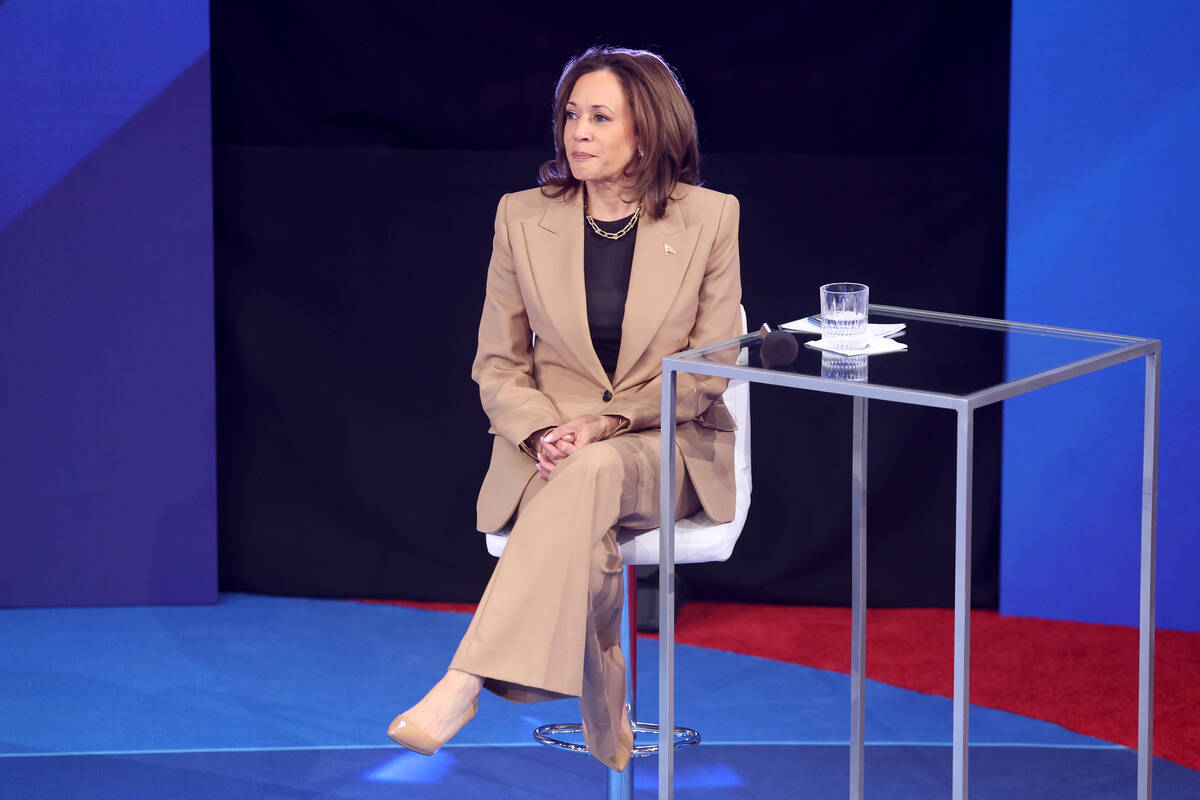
[
  {"xmin": 781, "ymin": 316, "xmax": 906, "ymax": 338},
  {"xmin": 804, "ymin": 335, "xmax": 908, "ymax": 356}
]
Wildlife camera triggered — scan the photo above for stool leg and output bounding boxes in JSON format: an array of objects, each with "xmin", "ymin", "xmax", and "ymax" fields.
[
  {"xmin": 607, "ymin": 565, "xmax": 636, "ymax": 799},
  {"xmin": 627, "ymin": 564, "xmax": 638, "ymax": 702}
]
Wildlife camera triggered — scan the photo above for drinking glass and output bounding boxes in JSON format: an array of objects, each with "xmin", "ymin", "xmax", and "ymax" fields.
[
  {"xmin": 821, "ymin": 352, "xmax": 869, "ymax": 382},
  {"xmin": 819, "ymin": 282, "xmax": 869, "ymax": 350}
]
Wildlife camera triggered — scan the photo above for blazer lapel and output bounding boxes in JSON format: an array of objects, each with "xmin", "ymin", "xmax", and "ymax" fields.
[
  {"xmin": 613, "ymin": 199, "xmax": 702, "ymax": 385},
  {"xmin": 521, "ymin": 191, "xmax": 611, "ymax": 388}
]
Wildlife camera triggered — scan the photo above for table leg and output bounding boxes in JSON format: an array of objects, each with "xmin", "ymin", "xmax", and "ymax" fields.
[
  {"xmin": 953, "ymin": 407, "xmax": 974, "ymax": 800},
  {"xmin": 658, "ymin": 368, "xmax": 678, "ymax": 800},
  {"xmin": 850, "ymin": 397, "xmax": 868, "ymax": 800},
  {"xmin": 1138, "ymin": 351, "xmax": 1160, "ymax": 800}
]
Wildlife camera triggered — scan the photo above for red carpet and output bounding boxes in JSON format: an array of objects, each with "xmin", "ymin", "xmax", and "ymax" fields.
[
  {"xmin": 660, "ymin": 603, "xmax": 1200, "ymax": 771},
  {"xmin": 363, "ymin": 599, "xmax": 1200, "ymax": 770}
]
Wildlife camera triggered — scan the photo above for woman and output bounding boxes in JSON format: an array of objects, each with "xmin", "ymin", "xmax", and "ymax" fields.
[{"xmin": 387, "ymin": 46, "xmax": 742, "ymax": 772}]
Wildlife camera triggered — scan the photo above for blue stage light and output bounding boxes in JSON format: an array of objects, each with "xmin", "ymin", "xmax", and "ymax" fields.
[
  {"xmin": 637, "ymin": 761, "xmax": 746, "ymax": 789},
  {"xmin": 364, "ymin": 750, "xmax": 455, "ymax": 783}
]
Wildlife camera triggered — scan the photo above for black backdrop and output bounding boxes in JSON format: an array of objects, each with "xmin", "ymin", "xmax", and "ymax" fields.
[{"xmin": 212, "ymin": 3, "xmax": 1010, "ymax": 607}]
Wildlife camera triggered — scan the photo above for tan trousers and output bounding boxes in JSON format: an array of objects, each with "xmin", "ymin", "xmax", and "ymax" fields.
[{"xmin": 450, "ymin": 429, "xmax": 701, "ymax": 768}]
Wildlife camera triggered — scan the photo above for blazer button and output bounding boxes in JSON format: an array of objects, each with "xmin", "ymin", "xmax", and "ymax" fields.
[{"xmin": 601, "ymin": 390, "xmax": 613, "ymax": 402}]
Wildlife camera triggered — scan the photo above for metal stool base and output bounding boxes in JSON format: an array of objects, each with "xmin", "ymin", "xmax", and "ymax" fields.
[{"xmin": 533, "ymin": 708, "xmax": 700, "ymax": 758}]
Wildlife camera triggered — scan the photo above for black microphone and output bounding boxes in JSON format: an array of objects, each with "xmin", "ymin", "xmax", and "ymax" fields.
[{"xmin": 759, "ymin": 323, "xmax": 799, "ymax": 368}]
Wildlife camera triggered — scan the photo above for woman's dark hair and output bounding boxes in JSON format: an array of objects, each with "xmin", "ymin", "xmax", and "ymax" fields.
[{"xmin": 538, "ymin": 46, "xmax": 700, "ymax": 220}]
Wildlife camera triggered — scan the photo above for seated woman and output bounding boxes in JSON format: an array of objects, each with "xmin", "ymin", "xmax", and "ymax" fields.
[{"xmin": 387, "ymin": 45, "xmax": 742, "ymax": 772}]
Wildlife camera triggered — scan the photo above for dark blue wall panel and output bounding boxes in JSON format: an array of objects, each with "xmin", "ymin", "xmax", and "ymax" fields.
[
  {"xmin": 0, "ymin": 1, "xmax": 214, "ymax": 606},
  {"xmin": 1005, "ymin": 1, "xmax": 1200, "ymax": 631}
]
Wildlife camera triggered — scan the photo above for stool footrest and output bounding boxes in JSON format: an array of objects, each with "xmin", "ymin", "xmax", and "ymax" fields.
[{"xmin": 532, "ymin": 719, "xmax": 701, "ymax": 758}]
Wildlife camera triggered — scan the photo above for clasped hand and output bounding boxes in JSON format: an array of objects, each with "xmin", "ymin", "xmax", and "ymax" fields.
[{"xmin": 535, "ymin": 415, "xmax": 620, "ymax": 481}]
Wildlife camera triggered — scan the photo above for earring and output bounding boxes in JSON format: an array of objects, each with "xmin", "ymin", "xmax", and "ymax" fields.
[{"xmin": 638, "ymin": 148, "xmax": 644, "ymax": 158}]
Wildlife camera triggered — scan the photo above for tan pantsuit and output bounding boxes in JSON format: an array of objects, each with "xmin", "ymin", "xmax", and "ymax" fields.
[{"xmin": 452, "ymin": 183, "xmax": 742, "ymax": 768}]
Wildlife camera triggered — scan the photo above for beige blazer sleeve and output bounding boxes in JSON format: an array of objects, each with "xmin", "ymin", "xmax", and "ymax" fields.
[{"xmin": 471, "ymin": 192, "xmax": 563, "ymax": 451}]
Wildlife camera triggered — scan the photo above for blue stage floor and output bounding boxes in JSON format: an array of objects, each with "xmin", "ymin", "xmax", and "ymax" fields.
[{"xmin": 1, "ymin": 594, "xmax": 1196, "ymax": 798}]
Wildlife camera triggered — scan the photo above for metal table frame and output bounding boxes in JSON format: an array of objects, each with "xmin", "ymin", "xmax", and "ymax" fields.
[{"xmin": 656, "ymin": 304, "xmax": 1161, "ymax": 800}]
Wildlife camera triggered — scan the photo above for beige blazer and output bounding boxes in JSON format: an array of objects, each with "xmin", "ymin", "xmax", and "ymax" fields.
[{"xmin": 472, "ymin": 182, "xmax": 743, "ymax": 533}]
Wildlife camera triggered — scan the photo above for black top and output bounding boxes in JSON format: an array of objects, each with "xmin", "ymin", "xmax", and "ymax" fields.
[{"xmin": 583, "ymin": 212, "xmax": 638, "ymax": 377}]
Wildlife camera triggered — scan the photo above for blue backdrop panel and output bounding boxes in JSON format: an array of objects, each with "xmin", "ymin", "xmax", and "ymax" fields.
[
  {"xmin": 0, "ymin": 1, "xmax": 209, "ymax": 230},
  {"xmin": 0, "ymin": 1, "xmax": 214, "ymax": 606},
  {"xmin": 1005, "ymin": 2, "xmax": 1200, "ymax": 631}
]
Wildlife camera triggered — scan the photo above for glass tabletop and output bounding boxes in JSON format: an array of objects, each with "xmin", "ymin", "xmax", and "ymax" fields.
[{"xmin": 675, "ymin": 305, "xmax": 1154, "ymax": 401}]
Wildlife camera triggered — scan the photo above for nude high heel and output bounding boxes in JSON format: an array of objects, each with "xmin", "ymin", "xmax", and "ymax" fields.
[{"xmin": 386, "ymin": 698, "xmax": 478, "ymax": 756}]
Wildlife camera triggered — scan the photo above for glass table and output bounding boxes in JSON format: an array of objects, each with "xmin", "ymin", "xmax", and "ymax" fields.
[{"xmin": 656, "ymin": 304, "xmax": 1161, "ymax": 800}]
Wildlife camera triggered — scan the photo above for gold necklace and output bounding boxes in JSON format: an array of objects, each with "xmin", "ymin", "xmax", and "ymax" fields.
[{"xmin": 585, "ymin": 201, "xmax": 642, "ymax": 240}]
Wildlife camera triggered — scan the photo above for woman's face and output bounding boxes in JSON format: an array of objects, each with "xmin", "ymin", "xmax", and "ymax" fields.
[{"xmin": 563, "ymin": 70, "xmax": 638, "ymax": 186}]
